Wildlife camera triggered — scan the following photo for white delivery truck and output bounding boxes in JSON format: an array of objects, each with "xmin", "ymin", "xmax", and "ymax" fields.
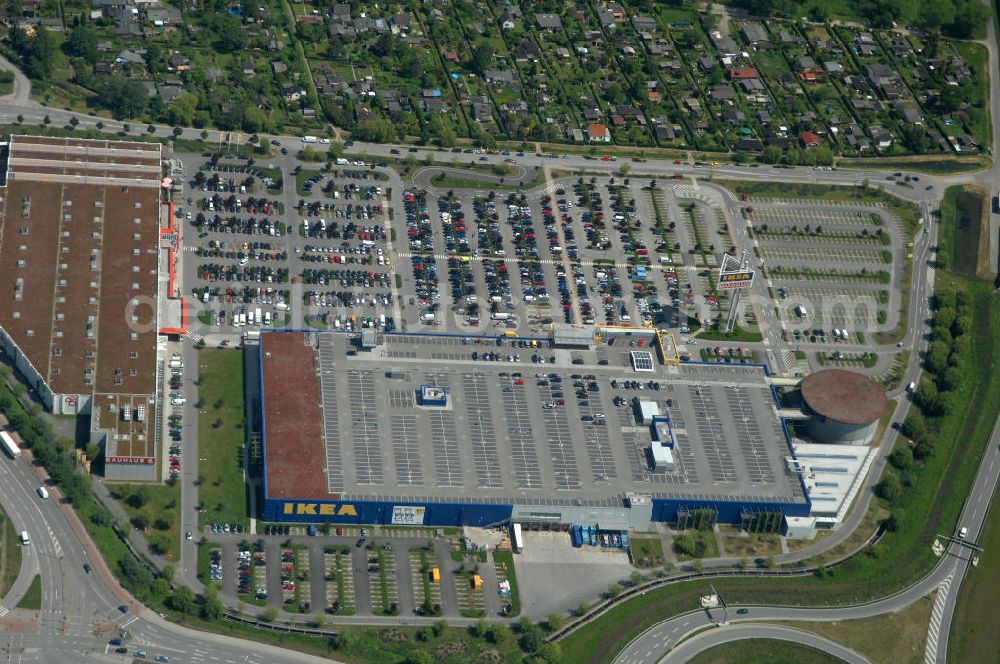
[
  {"xmin": 302, "ymin": 135, "xmax": 318, "ymax": 143},
  {"xmin": 255, "ymin": 308, "xmax": 262, "ymax": 325},
  {"xmin": 795, "ymin": 305, "xmax": 807, "ymax": 318}
]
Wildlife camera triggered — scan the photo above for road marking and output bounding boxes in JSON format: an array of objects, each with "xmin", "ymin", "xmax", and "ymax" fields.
[
  {"xmin": 924, "ymin": 573, "xmax": 954, "ymax": 664},
  {"xmin": 0, "ymin": 604, "xmax": 8, "ymax": 617}
]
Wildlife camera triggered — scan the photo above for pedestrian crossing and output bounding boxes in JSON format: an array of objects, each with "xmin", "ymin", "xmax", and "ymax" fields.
[
  {"xmin": 0, "ymin": 604, "xmax": 9, "ymax": 617},
  {"xmin": 924, "ymin": 572, "xmax": 954, "ymax": 664},
  {"xmin": 183, "ymin": 331, "xmax": 203, "ymax": 344}
]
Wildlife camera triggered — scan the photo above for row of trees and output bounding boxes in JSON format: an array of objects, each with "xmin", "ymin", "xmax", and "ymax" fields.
[{"xmin": 881, "ymin": 287, "xmax": 974, "ymax": 502}]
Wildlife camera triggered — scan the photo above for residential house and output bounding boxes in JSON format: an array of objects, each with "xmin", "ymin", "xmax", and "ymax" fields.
[
  {"xmin": 897, "ymin": 104, "xmax": 922, "ymax": 125},
  {"xmin": 797, "ymin": 56, "xmax": 816, "ymax": 71},
  {"xmin": 514, "ymin": 41, "xmax": 541, "ymax": 63},
  {"xmin": 484, "ymin": 68, "xmax": 516, "ymax": 85},
  {"xmin": 740, "ymin": 22, "xmax": 770, "ymax": 48},
  {"xmin": 272, "ymin": 61, "xmax": 287, "ymax": 75},
  {"xmin": 499, "ymin": 5, "xmax": 521, "ymax": 29},
  {"xmin": 597, "ymin": 8, "xmax": 616, "ymax": 27},
  {"xmin": 728, "ymin": 68, "xmax": 758, "ymax": 80},
  {"xmin": 471, "ymin": 100, "xmax": 493, "ymax": 122},
  {"xmin": 823, "ymin": 61, "xmax": 844, "ymax": 74},
  {"xmin": 588, "ymin": 122, "xmax": 611, "ymax": 142},
  {"xmin": 116, "ymin": 49, "xmax": 146, "ymax": 65},
  {"xmin": 157, "ymin": 84, "xmax": 183, "ymax": 104},
  {"xmin": 736, "ymin": 137, "xmax": 762, "ymax": 151},
  {"xmin": 632, "ymin": 15, "xmax": 656, "ymax": 33},
  {"xmin": 535, "ymin": 13, "xmax": 562, "ymax": 30},
  {"xmin": 778, "ymin": 29, "xmax": 803, "ymax": 45},
  {"xmin": 800, "ymin": 130, "xmax": 820, "ymax": 148},
  {"xmin": 654, "ymin": 123, "xmax": 675, "ymax": 141},
  {"xmin": 710, "ymin": 84, "xmax": 736, "ymax": 102},
  {"xmin": 869, "ymin": 125, "xmax": 893, "ymax": 149},
  {"xmin": 146, "ymin": 6, "xmax": 181, "ymax": 25},
  {"xmin": 721, "ymin": 108, "xmax": 745, "ymax": 125}
]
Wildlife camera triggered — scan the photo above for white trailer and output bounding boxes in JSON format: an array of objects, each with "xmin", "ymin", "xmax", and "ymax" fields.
[
  {"xmin": 0, "ymin": 431, "xmax": 21, "ymax": 459},
  {"xmin": 512, "ymin": 523, "xmax": 524, "ymax": 553}
]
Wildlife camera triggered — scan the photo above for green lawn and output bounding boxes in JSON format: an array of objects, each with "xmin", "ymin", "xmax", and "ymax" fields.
[
  {"xmin": 196, "ymin": 350, "xmax": 249, "ymax": 528},
  {"xmin": 108, "ymin": 483, "xmax": 181, "ymax": 562},
  {"xmin": 629, "ymin": 538, "xmax": 665, "ymax": 568},
  {"xmin": 16, "ymin": 574, "xmax": 41, "ymax": 610},
  {"xmin": 295, "ymin": 169, "xmax": 322, "ymax": 196},
  {"xmin": 836, "ymin": 157, "xmax": 988, "ymax": 175},
  {"xmin": 492, "ymin": 550, "xmax": 521, "ymax": 616},
  {"xmin": 430, "ymin": 172, "xmax": 519, "ymax": 190},
  {"xmin": 697, "ymin": 324, "xmax": 763, "ymax": 343},
  {"xmin": 687, "ymin": 637, "xmax": 845, "ymax": 664},
  {"xmin": 0, "ymin": 503, "xmax": 22, "ymax": 598}
]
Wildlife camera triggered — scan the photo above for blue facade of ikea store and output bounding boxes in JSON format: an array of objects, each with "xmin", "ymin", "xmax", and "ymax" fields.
[
  {"xmin": 259, "ymin": 494, "xmax": 811, "ymax": 528},
  {"xmin": 260, "ymin": 497, "xmax": 514, "ymax": 526}
]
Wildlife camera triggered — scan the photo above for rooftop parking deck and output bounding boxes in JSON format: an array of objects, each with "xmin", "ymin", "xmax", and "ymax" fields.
[{"xmin": 260, "ymin": 331, "xmax": 806, "ymax": 509}]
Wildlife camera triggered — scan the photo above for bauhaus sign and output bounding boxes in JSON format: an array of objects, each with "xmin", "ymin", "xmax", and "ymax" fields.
[{"xmin": 106, "ymin": 456, "xmax": 155, "ymax": 464}]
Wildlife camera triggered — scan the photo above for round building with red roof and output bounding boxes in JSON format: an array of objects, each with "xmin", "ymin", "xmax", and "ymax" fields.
[{"xmin": 800, "ymin": 369, "xmax": 888, "ymax": 445}]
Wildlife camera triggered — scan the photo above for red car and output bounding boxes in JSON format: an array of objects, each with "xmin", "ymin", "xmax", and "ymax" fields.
[{"xmin": 601, "ymin": 156, "xmax": 612, "ymax": 161}]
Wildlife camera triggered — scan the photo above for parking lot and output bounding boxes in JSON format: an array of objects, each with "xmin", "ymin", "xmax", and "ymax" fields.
[
  {"xmin": 200, "ymin": 530, "xmax": 512, "ymax": 619},
  {"xmin": 300, "ymin": 332, "xmax": 802, "ymax": 507},
  {"xmin": 747, "ymin": 202, "xmax": 903, "ymax": 341},
  {"xmin": 174, "ymin": 151, "xmax": 909, "ymax": 374}
]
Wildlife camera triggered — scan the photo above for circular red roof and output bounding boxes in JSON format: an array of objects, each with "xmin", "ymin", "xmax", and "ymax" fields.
[{"xmin": 801, "ymin": 369, "xmax": 887, "ymax": 425}]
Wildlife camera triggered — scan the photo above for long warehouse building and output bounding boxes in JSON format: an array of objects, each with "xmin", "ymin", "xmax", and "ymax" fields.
[
  {"xmin": 256, "ymin": 330, "xmax": 814, "ymax": 530},
  {"xmin": 0, "ymin": 135, "xmax": 162, "ymax": 480}
]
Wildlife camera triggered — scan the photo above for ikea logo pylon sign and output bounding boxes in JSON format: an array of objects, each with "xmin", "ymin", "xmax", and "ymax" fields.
[{"xmin": 282, "ymin": 502, "xmax": 358, "ymax": 516}]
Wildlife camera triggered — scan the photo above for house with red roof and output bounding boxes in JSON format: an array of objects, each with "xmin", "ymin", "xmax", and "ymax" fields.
[
  {"xmin": 801, "ymin": 131, "xmax": 820, "ymax": 148},
  {"xmin": 728, "ymin": 68, "xmax": 759, "ymax": 80},
  {"xmin": 588, "ymin": 123, "xmax": 611, "ymax": 142}
]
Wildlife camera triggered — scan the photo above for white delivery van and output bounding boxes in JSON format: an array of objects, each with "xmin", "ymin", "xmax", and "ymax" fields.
[{"xmin": 19, "ymin": 531, "xmax": 30, "ymax": 545}]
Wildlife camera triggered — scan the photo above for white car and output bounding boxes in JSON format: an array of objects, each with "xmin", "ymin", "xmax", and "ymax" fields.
[
  {"xmin": 170, "ymin": 397, "xmax": 186, "ymax": 406},
  {"xmin": 320, "ymin": 138, "xmax": 331, "ymax": 144}
]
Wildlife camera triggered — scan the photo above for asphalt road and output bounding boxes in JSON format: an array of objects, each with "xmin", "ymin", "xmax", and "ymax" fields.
[
  {"xmin": 0, "ymin": 452, "xmax": 340, "ymax": 664},
  {"xmin": 660, "ymin": 624, "xmax": 870, "ymax": 664}
]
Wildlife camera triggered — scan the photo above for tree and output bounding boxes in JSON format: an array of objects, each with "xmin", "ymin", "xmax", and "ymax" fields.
[
  {"xmin": 171, "ymin": 585, "xmax": 195, "ymax": 614},
  {"xmin": 901, "ymin": 412, "xmax": 928, "ymax": 442},
  {"xmin": 67, "ymin": 23, "xmax": 99, "ymax": 63},
  {"xmin": 215, "ymin": 16, "xmax": 247, "ymax": 53},
  {"xmin": 98, "ymin": 78, "xmax": 149, "ymax": 119},
  {"xmin": 519, "ymin": 627, "xmax": 544, "ymax": 653},
  {"xmin": 533, "ymin": 642, "xmax": 563, "ymax": 664},
  {"xmin": 545, "ymin": 612, "xmax": 563, "ymax": 632},
  {"xmin": 877, "ymin": 469, "xmax": 903, "ymax": 503},
  {"xmin": 470, "ymin": 45, "xmax": 494, "ymax": 76},
  {"xmin": 200, "ymin": 585, "xmax": 224, "ymax": 620},
  {"xmin": 261, "ymin": 606, "xmax": 278, "ymax": 622},
  {"xmin": 606, "ymin": 582, "xmax": 623, "ymax": 598},
  {"xmin": 889, "ymin": 445, "xmax": 913, "ymax": 471},
  {"xmin": 404, "ymin": 652, "xmax": 434, "ymax": 664},
  {"xmin": 432, "ymin": 619, "xmax": 448, "ymax": 637},
  {"xmin": 20, "ymin": 29, "xmax": 57, "ymax": 79}
]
